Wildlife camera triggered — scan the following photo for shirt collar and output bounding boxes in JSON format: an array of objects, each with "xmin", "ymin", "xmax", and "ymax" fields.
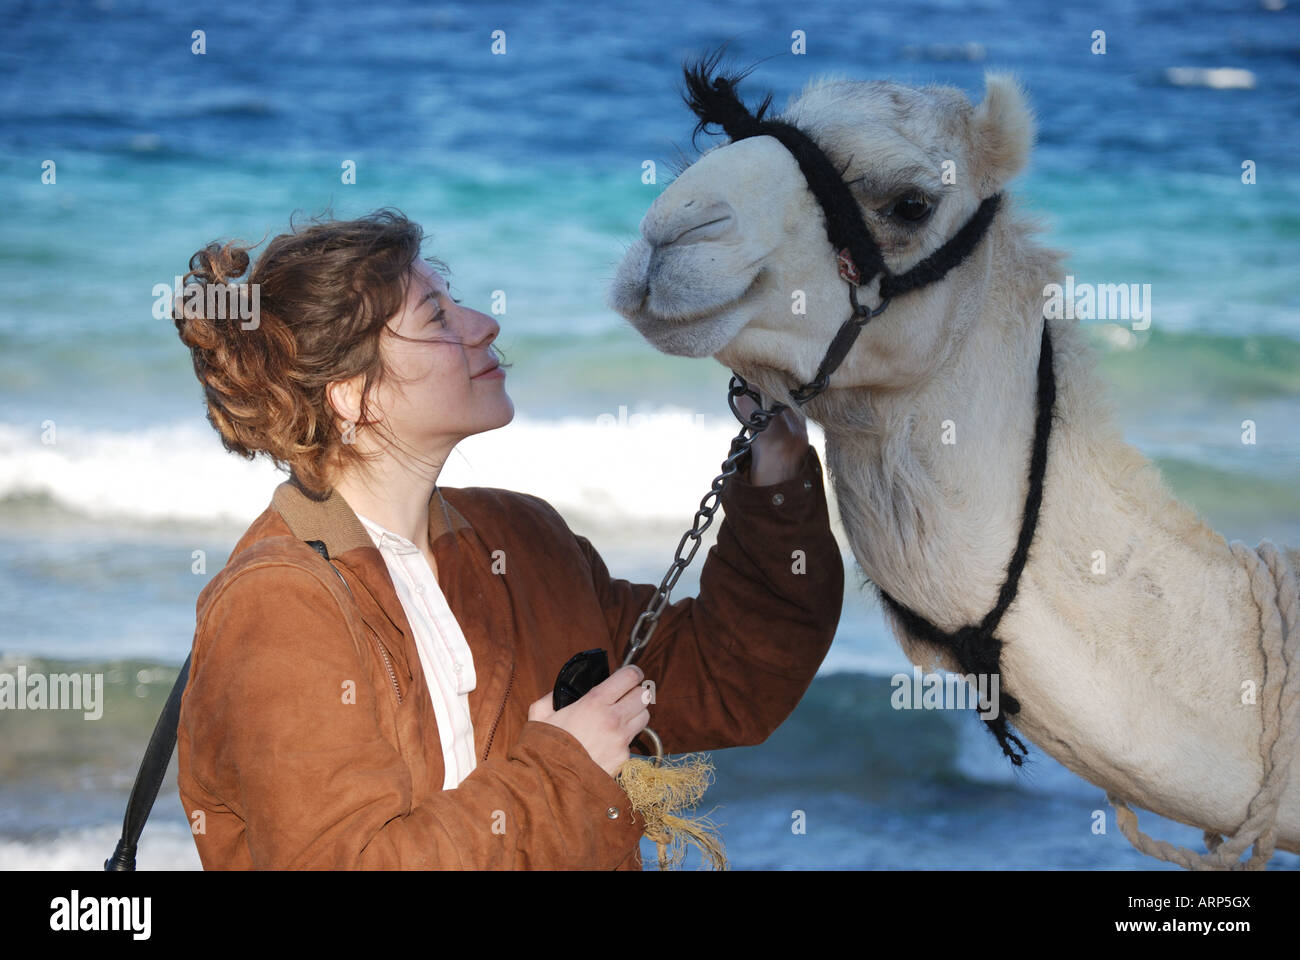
[{"xmin": 356, "ymin": 512, "xmax": 421, "ymax": 555}]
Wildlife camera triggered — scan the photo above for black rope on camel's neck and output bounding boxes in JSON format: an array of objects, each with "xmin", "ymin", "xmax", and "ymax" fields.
[{"xmin": 877, "ymin": 320, "xmax": 1056, "ymax": 766}]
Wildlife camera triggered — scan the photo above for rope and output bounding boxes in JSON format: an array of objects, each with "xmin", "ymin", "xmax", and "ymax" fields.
[
  {"xmin": 1107, "ymin": 539, "xmax": 1299, "ymax": 869},
  {"xmin": 876, "ymin": 321, "xmax": 1056, "ymax": 766}
]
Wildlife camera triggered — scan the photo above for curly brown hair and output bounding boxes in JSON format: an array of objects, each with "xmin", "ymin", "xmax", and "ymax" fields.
[{"xmin": 172, "ymin": 208, "xmax": 448, "ymax": 497}]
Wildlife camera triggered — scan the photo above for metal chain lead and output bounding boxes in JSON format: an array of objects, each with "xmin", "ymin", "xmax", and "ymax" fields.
[
  {"xmin": 620, "ymin": 378, "xmax": 787, "ymax": 765},
  {"xmin": 623, "ymin": 247, "xmax": 883, "ymax": 763},
  {"xmin": 622, "ymin": 376, "xmax": 790, "ymax": 671}
]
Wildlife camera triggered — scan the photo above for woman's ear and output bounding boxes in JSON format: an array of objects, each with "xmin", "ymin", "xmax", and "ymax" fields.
[{"xmin": 326, "ymin": 375, "xmax": 366, "ymax": 434}]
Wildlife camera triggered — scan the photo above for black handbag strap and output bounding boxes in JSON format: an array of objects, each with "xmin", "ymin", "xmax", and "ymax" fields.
[{"xmin": 104, "ymin": 652, "xmax": 192, "ymax": 871}]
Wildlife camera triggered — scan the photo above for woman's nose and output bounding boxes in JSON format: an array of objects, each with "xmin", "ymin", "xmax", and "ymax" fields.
[{"xmin": 463, "ymin": 306, "xmax": 500, "ymax": 346}]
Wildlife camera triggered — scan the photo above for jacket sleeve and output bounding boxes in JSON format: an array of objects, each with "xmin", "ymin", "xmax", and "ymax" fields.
[
  {"xmin": 572, "ymin": 443, "xmax": 844, "ymax": 754},
  {"xmin": 179, "ymin": 563, "xmax": 643, "ymax": 869}
]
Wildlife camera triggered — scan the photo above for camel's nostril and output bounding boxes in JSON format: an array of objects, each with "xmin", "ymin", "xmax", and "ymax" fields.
[
  {"xmin": 645, "ymin": 200, "xmax": 736, "ymax": 248},
  {"xmin": 670, "ymin": 214, "xmax": 733, "ymax": 247},
  {"xmin": 671, "ymin": 214, "xmax": 735, "ymax": 246}
]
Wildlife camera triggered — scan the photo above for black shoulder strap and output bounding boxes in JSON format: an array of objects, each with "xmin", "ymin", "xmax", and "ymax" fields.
[
  {"xmin": 104, "ymin": 653, "xmax": 192, "ymax": 871},
  {"xmin": 105, "ymin": 537, "xmax": 338, "ymax": 871}
]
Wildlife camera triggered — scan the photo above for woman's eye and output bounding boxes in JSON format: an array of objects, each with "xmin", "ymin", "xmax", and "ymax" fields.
[
  {"xmin": 430, "ymin": 296, "xmax": 463, "ymax": 325},
  {"xmin": 887, "ymin": 191, "xmax": 933, "ymax": 224}
]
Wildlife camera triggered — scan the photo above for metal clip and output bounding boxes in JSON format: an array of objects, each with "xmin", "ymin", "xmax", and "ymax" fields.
[{"xmin": 836, "ymin": 247, "xmax": 860, "ymax": 285}]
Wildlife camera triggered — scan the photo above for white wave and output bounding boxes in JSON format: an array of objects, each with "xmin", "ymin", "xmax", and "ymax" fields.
[
  {"xmin": 1164, "ymin": 67, "xmax": 1256, "ymax": 90},
  {"xmin": 0, "ymin": 821, "xmax": 200, "ymax": 871},
  {"xmin": 0, "ymin": 413, "xmax": 832, "ymax": 532}
]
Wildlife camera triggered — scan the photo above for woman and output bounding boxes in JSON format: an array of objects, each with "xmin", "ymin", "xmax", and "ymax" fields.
[{"xmin": 172, "ymin": 208, "xmax": 844, "ymax": 869}]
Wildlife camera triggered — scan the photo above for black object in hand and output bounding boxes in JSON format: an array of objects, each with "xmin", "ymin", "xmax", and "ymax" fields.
[{"xmin": 553, "ymin": 648, "xmax": 611, "ymax": 710}]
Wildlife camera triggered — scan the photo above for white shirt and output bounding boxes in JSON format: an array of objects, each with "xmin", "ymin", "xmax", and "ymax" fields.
[{"xmin": 356, "ymin": 512, "xmax": 477, "ymax": 789}]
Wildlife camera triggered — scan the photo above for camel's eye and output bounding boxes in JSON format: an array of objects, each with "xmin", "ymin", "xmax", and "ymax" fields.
[{"xmin": 884, "ymin": 191, "xmax": 933, "ymax": 225}]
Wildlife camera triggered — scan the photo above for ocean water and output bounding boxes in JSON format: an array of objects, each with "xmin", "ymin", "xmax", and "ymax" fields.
[{"xmin": 1, "ymin": 0, "xmax": 1298, "ymax": 869}]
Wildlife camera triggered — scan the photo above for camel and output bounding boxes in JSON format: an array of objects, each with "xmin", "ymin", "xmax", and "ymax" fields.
[{"xmin": 606, "ymin": 62, "xmax": 1300, "ymax": 863}]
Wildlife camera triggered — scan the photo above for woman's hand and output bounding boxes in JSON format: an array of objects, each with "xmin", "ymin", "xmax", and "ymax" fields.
[
  {"xmin": 530, "ymin": 665, "xmax": 651, "ymax": 778},
  {"xmin": 733, "ymin": 391, "xmax": 810, "ymax": 486}
]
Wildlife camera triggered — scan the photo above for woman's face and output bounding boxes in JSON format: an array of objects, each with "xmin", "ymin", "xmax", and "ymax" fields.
[{"xmin": 344, "ymin": 258, "xmax": 514, "ymax": 467}]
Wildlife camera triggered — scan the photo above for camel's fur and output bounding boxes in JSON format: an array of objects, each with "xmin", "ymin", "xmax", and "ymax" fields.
[{"xmin": 607, "ymin": 72, "xmax": 1300, "ymax": 854}]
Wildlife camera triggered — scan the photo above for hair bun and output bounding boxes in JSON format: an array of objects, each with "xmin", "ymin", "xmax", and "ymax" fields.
[{"xmin": 189, "ymin": 241, "xmax": 251, "ymax": 286}]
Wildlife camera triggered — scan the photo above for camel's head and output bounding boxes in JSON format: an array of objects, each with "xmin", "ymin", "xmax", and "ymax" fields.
[{"xmin": 607, "ymin": 69, "xmax": 1035, "ymax": 399}]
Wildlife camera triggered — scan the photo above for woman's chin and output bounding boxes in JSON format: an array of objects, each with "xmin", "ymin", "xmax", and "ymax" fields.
[{"xmin": 488, "ymin": 396, "xmax": 515, "ymax": 430}]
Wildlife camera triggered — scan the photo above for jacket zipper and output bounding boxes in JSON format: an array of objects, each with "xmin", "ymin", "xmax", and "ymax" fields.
[
  {"xmin": 481, "ymin": 662, "xmax": 515, "ymax": 762},
  {"xmin": 326, "ymin": 558, "xmax": 405, "ymax": 706},
  {"xmin": 370, "ymin": 630, "xmax": 404, "ymax": 704}
]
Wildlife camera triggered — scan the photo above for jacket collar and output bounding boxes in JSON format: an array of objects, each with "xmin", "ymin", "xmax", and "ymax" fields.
[{"xmin": 270, "ymin": 476, "xmax": 471, "ymax": 560}]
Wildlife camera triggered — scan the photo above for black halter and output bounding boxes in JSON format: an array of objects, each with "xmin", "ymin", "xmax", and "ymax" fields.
[{"xmin": 681, "ymin": 49, "xmax": 1055, "ymax": 765}]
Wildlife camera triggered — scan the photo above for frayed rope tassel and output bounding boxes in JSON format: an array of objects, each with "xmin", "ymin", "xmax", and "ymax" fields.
[{"xmin": 616, "ymin": 753, "xmax": 729, "ymax": 870}]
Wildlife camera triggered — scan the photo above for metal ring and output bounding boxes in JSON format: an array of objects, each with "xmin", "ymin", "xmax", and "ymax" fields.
[
  {"xmin": 640, "ymin": 725, "xmax": 665, "ymax": 766},
  {"xmin": 848, "ymin": 284, "xmax": 891, "ymax": 319}
]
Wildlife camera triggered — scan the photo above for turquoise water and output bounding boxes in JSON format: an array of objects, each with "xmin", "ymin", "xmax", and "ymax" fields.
[{"xmin": 1, "ymin": 0, "xmax": 1297, "ymax": 869}]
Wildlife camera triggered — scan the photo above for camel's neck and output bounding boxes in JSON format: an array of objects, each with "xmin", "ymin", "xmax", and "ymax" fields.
[
  {"xmin": 817, "ymin": 219, "xmax": 1062, "ymax": 630},
  {"xmin": 815, "ymin": 214, "xmax": 1295, "ymax": 846}
]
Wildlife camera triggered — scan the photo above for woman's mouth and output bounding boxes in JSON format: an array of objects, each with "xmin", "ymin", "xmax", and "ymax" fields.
[{"xmin": 471, "ymin": 362, "xmax": 504, "ymax": 380}]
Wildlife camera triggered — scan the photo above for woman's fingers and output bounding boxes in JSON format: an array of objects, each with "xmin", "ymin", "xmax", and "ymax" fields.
[
  {"xmin": 593, "ymin": 663, "xmax": 644, "ymax": 704},
  {"xmin": 612, "ymin": 681, "xmax": 651, "ymax": 734},
  {"xmin": 624, "ymin": 703, "xmax": 651, "ymax": 739},
  {"xmin": 524, "ymin": 663, "xmax": 655, "ymax": 776},
  {"xmin": 587, "ymin": 665, "xmax": 651, "ymax": 740}
]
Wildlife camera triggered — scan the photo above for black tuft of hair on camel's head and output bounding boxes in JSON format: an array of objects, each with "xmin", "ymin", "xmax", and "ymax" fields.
[
  {"xmin": 675, "ymin": 42, "xmax": 890, "ymax": 289},
  {"xmin": 679, "ymin": 42, "xmax": 774, "ymax": 151}
]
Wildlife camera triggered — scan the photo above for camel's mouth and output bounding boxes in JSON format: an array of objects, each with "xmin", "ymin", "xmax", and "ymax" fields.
[
  {"xmin": 641, "ymin": 267, "xmax": 765, "ymax": 326},
  {"xmin": 616, "ymin": 263, "xmax": 766, "ymax": 358}
]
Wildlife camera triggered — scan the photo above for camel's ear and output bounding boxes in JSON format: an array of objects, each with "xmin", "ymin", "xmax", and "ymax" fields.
[{"xmin": 970, "ymin": 72, "xmax": 1034, "ymax": 192}]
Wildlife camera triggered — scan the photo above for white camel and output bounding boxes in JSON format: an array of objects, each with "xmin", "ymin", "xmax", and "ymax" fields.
[{"xmin": 607, "ymin": 69, "xmax": 1300, "ymax": 864}]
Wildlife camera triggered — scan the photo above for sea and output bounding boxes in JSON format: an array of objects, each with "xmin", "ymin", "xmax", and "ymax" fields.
[{"xmin": 1, "ymin": 0, "xmax": 1298, "ymax": 870}]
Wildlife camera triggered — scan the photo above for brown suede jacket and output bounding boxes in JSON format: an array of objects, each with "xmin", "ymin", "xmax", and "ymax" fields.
[{"xmin": 176, "ymin": 444, "xmax": 843, "ymax": 869}]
